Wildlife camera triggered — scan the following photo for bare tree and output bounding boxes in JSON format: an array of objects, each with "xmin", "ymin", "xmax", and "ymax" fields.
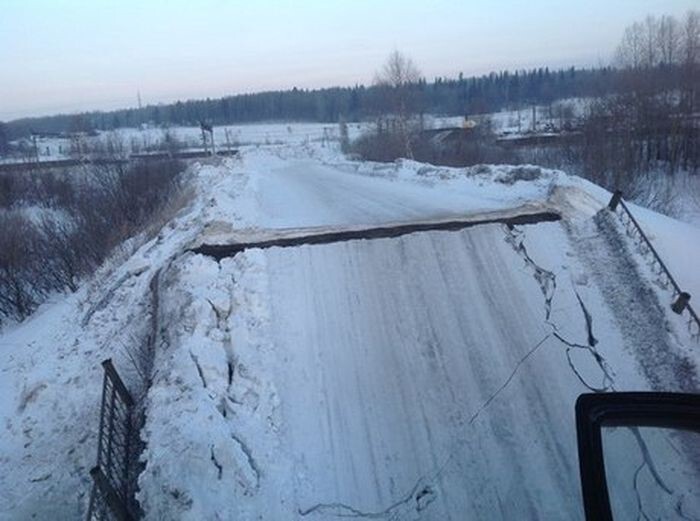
[
  {"xmin": 682, "ymin": 10, "xmax": 700, "ymax": 66},
  {"xmin": 642, "ymin": 16, "xmax": 660, "ymax": 68},
  {"xmin": 616, "ymin": 21, "xmax": 645, "ymax": 68},
  {"xmin": 658, "ymin": 15, "xmax": 681, "ymax": 65},
  {"xmin": 0, "ymin": 214, "xmax": 44, "ymax": 320},
  {"xmin": 162, "ymin": 129, "xmax": 183, "ymax": 157},
  {"xmin": 104, "ymin": 131, "xmax": 129, "ymax": 160},
  {"xmin": 375, "ymin": 51, "xmax": 421, "ymax": 92},
  {"xmin": 616, "ymin": 16, "xmax": 664, "ymax": 69},
  {"xmin": 681, "ymin": 10, "xmax": 700, "ymax": 115},
  {"xmin": 374, "ymin": 50, "xmax": 423, "ymax": 158}
]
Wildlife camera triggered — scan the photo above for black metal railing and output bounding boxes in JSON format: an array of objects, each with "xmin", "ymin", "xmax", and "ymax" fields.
[
  {"xmin": 87, "ymin": 359, "xmax": 139, "ymax": 521},
  {"xmin": 608, "ymin": 191, "xmax": 700, "ymax": 342}
]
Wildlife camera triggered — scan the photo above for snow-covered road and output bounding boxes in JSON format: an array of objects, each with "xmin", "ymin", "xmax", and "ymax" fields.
[
  {"xmin": 258, "ymin": 159, "xmax": 556, "ymax": 228},
  {"xmin": 140, "ymin": 151, "xmax": 700, "ymax": 520},
  {"xmin": 263, "ymin": 225, "xmax": 584, "ymax": 519},
  {"xmin": 257, "ymin": 159, "xmax": 480, "ymax": 228}
]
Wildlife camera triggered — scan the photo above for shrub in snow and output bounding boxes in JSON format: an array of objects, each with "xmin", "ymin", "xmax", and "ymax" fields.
[
  {"xmin": 0, "ymin": 159, "xmax": 187, "ymax": 325},
  {"xmin": 495, "ymin": 166, "xmax": 543, "ymax": 185}
]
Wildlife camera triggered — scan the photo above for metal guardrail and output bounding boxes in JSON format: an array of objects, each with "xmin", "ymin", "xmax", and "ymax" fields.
[
  {"xmin": 608, "ymin": 190, "xmax": 700, "ymax": 342},
  {"xmin": 86, "ymin": 359, "xmax": 139, "ymax": 521}
]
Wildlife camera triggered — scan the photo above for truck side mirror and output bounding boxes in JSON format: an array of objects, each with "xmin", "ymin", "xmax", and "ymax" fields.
[{"xmin": 576, "ymin": 392, "xmax": 700, "ymax": 521}]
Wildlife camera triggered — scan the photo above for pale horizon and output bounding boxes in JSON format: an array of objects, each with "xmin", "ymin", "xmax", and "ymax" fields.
[{"xmin": 1, "ymin": 0, "xmax": 697, "ymax": 121}]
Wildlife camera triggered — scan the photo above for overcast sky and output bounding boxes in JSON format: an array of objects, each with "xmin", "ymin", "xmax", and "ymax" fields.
[{"xmin": 1, "ymin": 0, "xmax": 697, "ymax": 120}]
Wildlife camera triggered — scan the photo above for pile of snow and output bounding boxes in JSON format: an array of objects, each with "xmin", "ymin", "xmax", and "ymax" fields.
[{"xmin": 0, "ymin": 158, "xmax": 237, "ymax": 517}]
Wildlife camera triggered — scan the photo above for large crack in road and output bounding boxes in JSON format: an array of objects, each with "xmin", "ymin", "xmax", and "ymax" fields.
[{"xmin": 190, "ymin": 211, "xmax": 561, "ymax": 260}]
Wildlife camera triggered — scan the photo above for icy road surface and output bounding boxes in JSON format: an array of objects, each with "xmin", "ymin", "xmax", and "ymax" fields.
[
  {"xmin": 139, "ymin": 152, "xmax": 700, "ymax": 520},
  {"xmin": 257, "ymin": 159, "xmax": 483, "ymax": 228}
]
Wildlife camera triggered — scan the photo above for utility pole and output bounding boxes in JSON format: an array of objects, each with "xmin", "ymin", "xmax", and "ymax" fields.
[
  {"xmin": 137, "ymin": 90, "xmax": 143, "ymax": 110},
  {"xmin": 31, "ymin": 132, "xmax": 40, "ymax": 163}
]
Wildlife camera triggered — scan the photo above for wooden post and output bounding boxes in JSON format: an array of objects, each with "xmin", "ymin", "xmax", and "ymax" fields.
[
  {"xmin": 608, "ymin": 190, "xmax": 623, "ymax": 211},
  {"xmin": 671, "ymin": 292, "xmax": 691, "ymax": 315}
]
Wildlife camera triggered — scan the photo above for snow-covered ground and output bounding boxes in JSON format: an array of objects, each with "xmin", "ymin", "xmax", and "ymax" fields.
[
  {"xmin": 2, "ymin": 121, "xmax": 369, "ymax": 163},
  {"xmin": 487, "ymin": 97, "xmax": 590, "ymax": 135},
  {"xmin": 1, "ymin": 140, "xmax": 699, "ymax": 520}
]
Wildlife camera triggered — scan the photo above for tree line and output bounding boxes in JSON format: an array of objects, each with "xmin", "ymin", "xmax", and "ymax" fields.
[
  {"xmin": 581, "ymin": 10, "xmax": 699, "ymax": 190},
  {"xmin": 3, "ymin": 66, "xmax": 625, "ymax": 140}
]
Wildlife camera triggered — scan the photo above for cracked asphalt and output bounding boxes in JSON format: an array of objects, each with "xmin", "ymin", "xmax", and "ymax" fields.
[
  {"xmin": 248, "ymin": 214, "xmax": 700, "ymax": 519},
  {"xmin": 260, "ymin": 222, "xmax": 602, "ymax": 519}
]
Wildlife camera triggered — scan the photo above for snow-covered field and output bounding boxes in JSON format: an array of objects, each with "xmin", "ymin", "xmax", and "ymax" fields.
[
  {"xmin": 488, "ymin": 97, "xmax": 590, "ymax": 135},
  {"xmin": 3, "ymin": 98, "xmax": 585, "ymax": 164},
  {"xmin": 2, "ymin": 121, "xmax": 369, "ymax": 163},
  {"xmin": 1, "ymin": 137, "xmax": 699, "ymax": 520}
]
